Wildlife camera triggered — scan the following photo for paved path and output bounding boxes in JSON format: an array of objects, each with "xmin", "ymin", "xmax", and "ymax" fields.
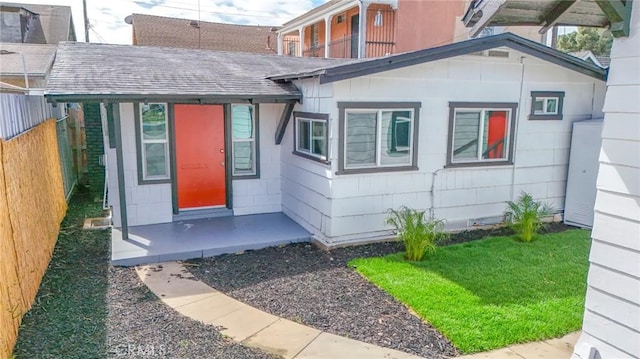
[{"xmin": 136, "ymin": 261, "xmax": 579, "ymax": 359}]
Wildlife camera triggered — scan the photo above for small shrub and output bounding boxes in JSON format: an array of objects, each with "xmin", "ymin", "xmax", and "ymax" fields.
[
  {"xmin": 386, "ymin": 206, "xmax": 448, "ymax": 261},
  {"xmin": 505, "ymin": 192, "xmax": 553, "ymax": 242}
]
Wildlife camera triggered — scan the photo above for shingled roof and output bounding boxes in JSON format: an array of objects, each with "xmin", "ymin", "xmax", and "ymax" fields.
[
  {"xmin": 0, "ymin": 43, "xmax": 57, "ymax": 76},
  {"xmin": 130, "ymin": 13, "xmax": 278, "ymax": 54},
  {"xmin": 45, "ymin": 42, "xmax": 356, "ymax": 102}
]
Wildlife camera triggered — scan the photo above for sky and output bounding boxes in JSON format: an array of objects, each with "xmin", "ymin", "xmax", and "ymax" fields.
[{"xmin": 15, "ymin": 0, "xmax": 329, "ymax": 44}]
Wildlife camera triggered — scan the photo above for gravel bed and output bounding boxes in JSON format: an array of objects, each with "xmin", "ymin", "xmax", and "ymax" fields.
[
  {"xmin": 107, "ymin": 265, "xmax": 278, "ymax": 359},
  {"xmin": 187, "ymin": 242, "xmax": 458, "ymax": 359}
]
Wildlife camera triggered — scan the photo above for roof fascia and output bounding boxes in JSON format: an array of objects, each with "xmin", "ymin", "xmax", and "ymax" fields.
[
  {"xmin": 315, "ymin": 34, "xmax": 605, "ymax": 84},
  {"xmin": 44, "ymin": 93, "xmax": 302, "ymax": 104}
]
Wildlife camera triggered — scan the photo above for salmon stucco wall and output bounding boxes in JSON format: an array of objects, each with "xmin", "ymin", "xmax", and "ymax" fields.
[{"xmin": 395, "ymin": 0, "xmax": 466, "ymax": 52}]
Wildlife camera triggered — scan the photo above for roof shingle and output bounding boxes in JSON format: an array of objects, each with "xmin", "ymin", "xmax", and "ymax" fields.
[{"xmin": 45, "ymin": 42, "xmax": 356, "ymax": 101}]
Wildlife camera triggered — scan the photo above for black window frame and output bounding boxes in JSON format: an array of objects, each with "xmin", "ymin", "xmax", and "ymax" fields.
[
  {"xmin": 447, "ymin": 102, "xmax": 518, "ymax": 168},
  {"xmin": 529, "ymin": 91, "xmax": 565, "ymax": 121},
  {"xmin": 337, "ymin": 102, "xmax": 421, "ymax": 175},
  {"xmin": 292, "ymin": 111, "xmax": 329, "ymax": 164}
]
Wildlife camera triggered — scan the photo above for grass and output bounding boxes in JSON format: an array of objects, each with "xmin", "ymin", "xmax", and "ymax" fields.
[
  {"xmin": 349, "ymin": 229, "xmax": 591, "ymax": 354},
  {"xmin": 12, "ymin": 189, "xmax": 110, "ymax": 359}
]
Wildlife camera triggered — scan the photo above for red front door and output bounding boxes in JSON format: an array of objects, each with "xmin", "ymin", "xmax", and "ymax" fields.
[{"xmin": 174, "ymin": 104, "xmax": 226, "ymax": 209}]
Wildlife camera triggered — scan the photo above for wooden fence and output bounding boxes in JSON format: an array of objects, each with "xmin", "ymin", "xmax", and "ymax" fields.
[{"xmin": 0, "ymin": 120, "xmax": 67, "ymax": 358}]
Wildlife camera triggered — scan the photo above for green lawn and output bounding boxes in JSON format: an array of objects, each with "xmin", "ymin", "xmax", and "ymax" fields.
[{"xmin": 349, "ymin": 229, "xmax": 591, "ymax": 354}]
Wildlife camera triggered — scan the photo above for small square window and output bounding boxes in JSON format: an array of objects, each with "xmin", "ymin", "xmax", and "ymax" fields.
[
  {"xmin": 293, "ymin": 111, "xmax": 329, "ymax": 163},
  {"xmin": 530, "ymin": 91, "xmax": 564, "ymax": 120}
]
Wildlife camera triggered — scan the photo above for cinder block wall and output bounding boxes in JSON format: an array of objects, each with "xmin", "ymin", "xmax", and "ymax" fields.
[{"xmin": 83, "ymin": 103, "xmax": 105, "ymax": 195}]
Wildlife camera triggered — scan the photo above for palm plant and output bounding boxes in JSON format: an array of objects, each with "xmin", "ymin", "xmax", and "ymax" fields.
[
  {"xmin": 386, "ymin": 206, "xmax": 448, "ymax": 261},
  {"xmin": 504, "ymin": 192, "xmax": 553, "ymax": 242}
]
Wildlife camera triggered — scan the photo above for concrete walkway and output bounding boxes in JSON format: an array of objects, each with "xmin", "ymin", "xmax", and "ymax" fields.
[{"xmin": 136, "ymin": 261, "xmax": 579, "ymax": 359}]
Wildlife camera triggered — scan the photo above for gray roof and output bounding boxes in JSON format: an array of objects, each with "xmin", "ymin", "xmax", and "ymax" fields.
[
  {"xmin": 0, "ymin": 43, "xmax": 57, "ymax": 76},
  {"xmin": 45, "ymin": 42, "xmax": 357, "ymax": 102},
  {"xmin": 0, "ymin": 2, "xmax": 76, "ymax": 43},
  {"xmin": 269, "ymin": 33, "xmax": 607, "ymax": 83}
]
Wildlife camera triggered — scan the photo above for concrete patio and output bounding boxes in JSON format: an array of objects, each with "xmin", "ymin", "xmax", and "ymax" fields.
[{"xmin": 112, "ymin": 212, "xmax": 311, "ymax": 266}]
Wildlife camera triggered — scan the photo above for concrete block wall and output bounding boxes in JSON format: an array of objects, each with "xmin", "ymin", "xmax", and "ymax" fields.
[{"xmin": 83, "ymin": 102, "xmax": 105, "ymax": 194}]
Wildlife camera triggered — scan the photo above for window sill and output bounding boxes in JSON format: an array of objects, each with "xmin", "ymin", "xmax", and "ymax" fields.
[
  {"xmin": 528, "ymin": 114, "xmax": 563, "ymax": 121},
  {"xmin": 138, "ymin": 178, "xmax": 171, "ymax": 185},
  {"xmin": 292, "ymin": 151, "xmax": 330, "ymax": 165},
  {"xmin": 445, "ymin": 161, "xmax": 513, "ymax": 169},
  {"xmin": 232, "ymin": 174, "xmax": 260, "ymax": 180},
  {"xmin": 336, "ymin": 165, "xmax": 418, "ymax": 175}
]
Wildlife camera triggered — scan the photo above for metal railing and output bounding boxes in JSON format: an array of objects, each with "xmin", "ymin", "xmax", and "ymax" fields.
[
  {"xmin": 302, "ymin": 45, "xmax": 325, "ymax": 57},
  {"xmin": 283, "ymin": 38, "xmax": 300, "ymax": 56}
]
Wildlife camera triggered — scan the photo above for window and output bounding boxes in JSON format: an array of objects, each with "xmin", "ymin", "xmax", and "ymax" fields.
[
  {"xmin": 136, "ymin": 103, "xmax": 170, "ymax": 183},
  {"xmin": 529, "ymin": 91, "xmax": 564, "ymax": 120},
  {"xmin": 338, "ymin": 102, "xmax": 420, "ymax": 174},
  {"xmin": 232, "ymin": 104, "xmax": 258, "ymax": 177},
  {"xmin": 293, "ymin": 112, "xmax": 328, "ymax": 162},
  {"xmin": 447, "ymin": 102, "xmax": 517, "ymax": 167}
]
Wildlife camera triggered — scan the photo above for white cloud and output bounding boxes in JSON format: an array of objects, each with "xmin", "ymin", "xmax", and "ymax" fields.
[{"xmin": 15, "ymin": 0, "xmax": 325, "ymax": 44}]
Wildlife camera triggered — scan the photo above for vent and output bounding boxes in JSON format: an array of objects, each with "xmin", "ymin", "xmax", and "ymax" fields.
[
  {"xmin": 468, "ymin": 215, "xmax": 504, "ymax": 227},
  {"xmin": 336, "ymin": 13, "xmax": 346, "ymax": 24},
  {"xmin": 488, "ymin": 50, "xmax": 509, "ymax": 58}
]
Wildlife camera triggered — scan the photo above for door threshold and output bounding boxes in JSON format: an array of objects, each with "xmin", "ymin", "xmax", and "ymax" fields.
[{"xmin": 173, "ymin": 207, "xmax": 233, "ymax": 221}]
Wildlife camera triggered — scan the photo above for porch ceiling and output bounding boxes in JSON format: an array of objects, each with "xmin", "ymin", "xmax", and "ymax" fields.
[
  {"xmin": 464, "ymin": 0, "xmax": 631, "ymax": 37},
  {"xmin": 44, "ymin": 42, "xmax": 353, "ymax": 103}
]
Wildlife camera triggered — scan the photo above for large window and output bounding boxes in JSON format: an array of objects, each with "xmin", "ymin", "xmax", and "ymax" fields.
[
  {"xmin": 448, "ymin": 102, "xmax": 517, "ymax": 167},
  {"xmin": 293, "ymin": 112, "xmax": 328, "ymax": 162},
  {"xmin": 137, "ymin": 103, "xmax": 170, "ymax": 183},
  {"xmin": 232, "ymin": 104, "xmax": 258, "ymax": 177},
  {"xmin": 338, "ymin": 102, "xmax": 420, "ymax": 174},
  {"xmin": 529, "ymin": 91, "xmax": 564, "ymax": 120}
]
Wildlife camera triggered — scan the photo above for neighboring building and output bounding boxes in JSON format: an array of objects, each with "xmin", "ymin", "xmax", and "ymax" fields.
[
  {"xmin": 126, "ymin": 13, "xmax": 278, "ymax": 54},
  {"xmin": 45, "ymin": 33, "xmax": 606, "ymax": 261},
  {"xmin": 569, "ymin": 50, "xmax": 610, "ymax": 69},
  {"xmin": 464, "ymin": 1, "xmax": 639, "ymax": 358},
  {"xmin": 276, "ymin": 0, "xmax": 545, "ymax": 59},
  {"xmin": 0, "ymin": 2, "xmax": 75, "ymax": 44}
]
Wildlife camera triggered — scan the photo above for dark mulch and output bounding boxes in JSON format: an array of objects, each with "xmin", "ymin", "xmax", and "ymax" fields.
[
  {"xmin": 440, "ymin": 222, "xmax": 575, "ymax": 246},
  {"xmin": 187, "ymin": 242, "xmax": 457, "ymax": 359},
  {"xmin": 14, "ymin": 188, "xmax": 275, "ymax": 359},
  {"xmin": 187, "ymin": 222, "xmax": 578, "ymax": 359}
]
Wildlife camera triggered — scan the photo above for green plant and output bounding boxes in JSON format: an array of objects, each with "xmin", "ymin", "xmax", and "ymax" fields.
[
  {"xmin": 386, "ymin": 206, "xmax": 448, "ymax": 261},
  {"xmin": 505, "ymin": 192, "xmax": 553, "ymax": 242}
]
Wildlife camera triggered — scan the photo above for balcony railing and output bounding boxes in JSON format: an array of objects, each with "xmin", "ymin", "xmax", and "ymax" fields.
[
  {"xmin": 302, "ymin": 45, "xmax": 325, "ymax": 58},
  {"xmin": 283, "ymin": 39, "xmax": 300, "ymax": 56},
  {"xmin": 328, "ymin": 35, "xmax": 359, "ymax": 59}
]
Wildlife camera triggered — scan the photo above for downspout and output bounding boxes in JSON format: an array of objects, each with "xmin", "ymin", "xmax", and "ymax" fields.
[
  {"xmin": 511, "ymin": 56, "xmax": 526, "ymax": 202},
  {"xmin": 430, "ymin": 168, "xmax": 444, "ymax": 219}
]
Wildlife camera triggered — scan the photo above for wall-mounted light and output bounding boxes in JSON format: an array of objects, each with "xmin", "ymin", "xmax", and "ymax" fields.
[{"xmin": 373, "ymin": 10, "xmax": 383, "ymax": 27}]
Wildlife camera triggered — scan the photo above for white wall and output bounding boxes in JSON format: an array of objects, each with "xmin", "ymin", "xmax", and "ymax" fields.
[
  {"xmin": 572, "ymin": 6, "xmax": 640, "ymax": 359},
  {"xmin": 307, "ymin": 49, "xmax": 606, "ymax": 245},
  {"xmin": 106, "ymin": 102, "xmax": 284, "ymax": 227},
  {"xmin": 232, "ymin": 103, "xmax": 282, "ymax": 215},
  {"xmin": 106, "ymin": 103, "xmax": 173, "ymax": 227},
  {"xmin": 280, "ymin": 78, "xmax": 335, "ymax": 242}
]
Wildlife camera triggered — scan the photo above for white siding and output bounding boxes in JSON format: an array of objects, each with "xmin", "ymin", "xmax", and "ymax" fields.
[
  {"xmin": 573, "ymin": 5, "xmax": 640, "ymax": 359},
  {"xmin": 107, "ymin": 103, "xmax": 173, "ymax": 227},
  {"xmin": 281, "ymin": 78, "xmax": 334, "ymax": 241},
  {"xmin": 319, "ymin": 50, "xmax": 605, "ymax": 244},
  {"xmin": 232, "ymin": 103, "xmax": 282, "ymax": 215}
]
